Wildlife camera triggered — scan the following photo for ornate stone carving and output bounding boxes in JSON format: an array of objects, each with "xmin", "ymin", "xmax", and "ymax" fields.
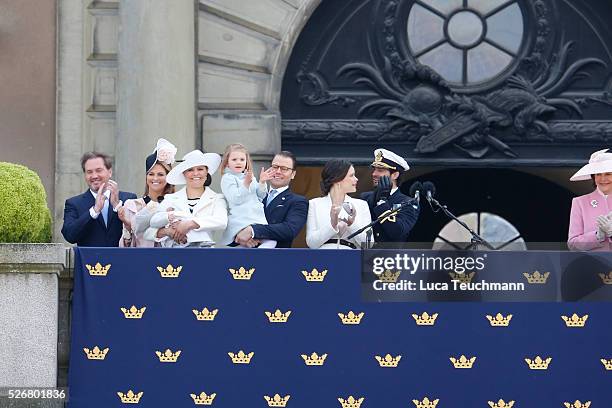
[
  {"xmin": 282, "ymin": 0, "xmax": 612, "ymax": 161},
  {"xmin": 335, "ymin": 40, "xmax": 605, "ymax": 157},
  {"xmin": 297, "ymin": 70, "xmax": 357, "ymax": 107}
]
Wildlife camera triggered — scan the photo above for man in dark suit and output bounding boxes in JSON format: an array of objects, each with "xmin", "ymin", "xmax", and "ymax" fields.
[
  {"xmin": 234, "ymin": 151, "xmax": 308, "ymax": 248},
  {"xmin": 61, "ymin": 152, "xmax": 137, "ymax": 246},
  {"xmin": 360, "ymin": 148, "xmax": 419, "ymax": 244}
]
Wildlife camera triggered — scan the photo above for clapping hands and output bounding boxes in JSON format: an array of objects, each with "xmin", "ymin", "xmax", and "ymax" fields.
[
  {"xmin": 330, "ymin": 196, "xmax": 357, "ymax": 235},
  {"xmin": 341, "ymin": 202, "xmax": 356, "ymax": 226},
  {"xmin": 597, "ymin": 212, "xmax": 612, "ymax": 237},
  {"xmin": 243, "ymin": 169, "xmax": 253, "ymax": 188}
]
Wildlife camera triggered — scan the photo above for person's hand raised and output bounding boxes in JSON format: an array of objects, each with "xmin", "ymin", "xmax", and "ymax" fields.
[
  {"xmin": 330, "ymin": 183, "xmax": 344, "ymax": 206},
  {"xmin": 259, "ymin": 167, "xmax": 275, "ymax": 184},
  {"xmin": 243, "ymin": 169, "xmax": 253, "ymax": 188},
  {"xmin": 342, "ymin": 202, "xmax": 356, "ymax": 226},
  {"xmin": 107, "ymin": 180, "xmax": 120, "ymax": 208},
  {"xmin": 93, "ymin": 183, "xmax": 107, "ymax": 213},
  {"xmin": 374, "ymin": 175, "xmax": 391, "ymax": 203}
]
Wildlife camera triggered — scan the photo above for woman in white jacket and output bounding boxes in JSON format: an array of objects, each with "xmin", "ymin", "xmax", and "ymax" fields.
[
  {"xmin": 306, "ymin": 159, "xmax": 372, "ymax": 249},
  {"xmin": 146, "ymin": 150, "xmax": 228, "ymax": 247}
]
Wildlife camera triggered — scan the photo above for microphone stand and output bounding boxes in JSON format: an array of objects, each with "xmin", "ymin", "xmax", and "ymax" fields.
[
  {"xmin": 347, "ymin": 197, "xmax": 419, "ymax": 245},
  {"xmin": 426, "ymin": 196, "xmax": 495, "ymax": 250}
]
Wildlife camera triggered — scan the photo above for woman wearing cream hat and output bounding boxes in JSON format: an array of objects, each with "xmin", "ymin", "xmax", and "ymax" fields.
[
  {"xmin": 146, "ymin": 149, "xmax": 228, "ymax": 247},
  {"xmin": 568, "ymin": 148, "xmax": 612, "ymax": 251}
]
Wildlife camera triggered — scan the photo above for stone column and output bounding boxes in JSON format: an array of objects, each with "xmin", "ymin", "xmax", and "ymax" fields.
[
  {"xmin": 0, "ymin": 244, "xmax": 66, "ymax": 389},
  {"xmin": 116, "ymin": 0, "xmax": 197, "ymax": 194}
]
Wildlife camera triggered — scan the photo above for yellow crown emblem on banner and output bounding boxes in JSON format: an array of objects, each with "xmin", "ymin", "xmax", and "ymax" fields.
[
  {"xmin": 83, "ymin": 346, "xmax": 109, "ymax": 360},
  {"xmin": 228, "ymin": 350, "xmax": 254, "ymax": 364},
  {"xmin": 190, "ymin": 392, "xmax": 216, "ymax": 405},
  {"xmin": 229, "ymin": 267, "xmax": 255, "ymax": 280},
  {"xmin": 598, "ymin": 271, "xmax": 612, "ymax": 284},
  {"xmin": 412, "ymin": 312, "xmax": 438, "ymax": 326},
  {"xmin": 375, "ymin": 354, "xmax": 402, "ymax": 368},
  {"xmin": 265, "ymin": 310, "xmax": 292, "ymax": 323},
  {"xmin": 157, "ymin": 264, "xmax": 182, "ymax": 278},
  {"xmin": 338, "ymin": 311, "xmax": 364, "ymax": 325},
  {"xmin": 377, "ymin": 270, "xmax": 401, "ymax": 283},
  {"xmin": 86, "ymin": 263, "xmax": 110, "ymax": 276},
  {"xmin": 448, "ymin": 271, "xmax": 475, "ymax": 283},
  {"xmin": 561, "ymin": 314, "xmax": 588, "ymax": 327},
  {"xmin": 564, "ymin": 401, "xmax": 591, "ymax": 408},
  {"xmin": 301, "ymin": 352, "xmax": 328, "ymax": 366},
  {"xmin": 412, "ymin": 397, "xmax": 439, "ymax": 408},
  {"xmin": 338, "ymin": 396, "xmax": 364, "ymax": 408},
  {"xmin": 121, "ymin": 306, "xmax": 146, "ymax": 319},
  {"xmin": 117, "ymin": 390, "xmax": 143, "ymax": 404},
  {"xmin": 523, "ymin": 271, "xmax": 550, "ymax": 284},
  {"xmin": 488, "ymin": 400, "xmax": 515, "ymax": 408},
  {"xmin": 450, "ymin": 355, "xmax": 476, "ymax": 369},
  {"xmin": 156, "ymin": 349, "xmax": 181, "ymax": 363},
  {"xmin": 264, "ymin": 394, "xmax": 290, "ymax": 407},
  {"xmin": 192, "ymin": 308, "xmax": 219, "ymax": 321},
  {"xmin": 486, "ymin": 313, "xmax": 512, "ymax": 327},
  {"xmin": 525, "ymin": 356, "xmax": 552, "ymax": 370},
  {"xmin": 601, "ymin": 358, "xmax": 612, "ymax": 370},
  {"xmin": 302, "ymin": 268, "xmax": 328, "ymax": 282}
]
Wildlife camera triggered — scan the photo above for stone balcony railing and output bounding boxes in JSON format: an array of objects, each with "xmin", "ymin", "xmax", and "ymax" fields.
[{"xmin": 0, "ymin": 244, "xmax": 68, "ymax": 408}]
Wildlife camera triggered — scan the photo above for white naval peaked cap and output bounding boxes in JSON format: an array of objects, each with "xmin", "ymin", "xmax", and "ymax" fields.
[{"xmin": 371, "ymin": 148, "xmax": 410, "ymax": 172}]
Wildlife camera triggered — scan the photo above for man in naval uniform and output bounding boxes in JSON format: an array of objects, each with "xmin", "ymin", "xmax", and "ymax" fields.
[{"xmin": 360, "ymin": 148, "xmax": 419, "ymax": 244}]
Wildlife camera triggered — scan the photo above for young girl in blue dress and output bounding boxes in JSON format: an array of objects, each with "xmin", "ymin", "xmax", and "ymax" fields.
[{"xmin": 220, "ymin": 143, "xmax": 276, "ymax": 247}]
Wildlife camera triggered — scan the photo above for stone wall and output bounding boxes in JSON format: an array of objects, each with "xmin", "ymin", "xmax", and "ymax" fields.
[
  {"xmin": 0, "ymin": 244, "xmax": 65, "ymax": 390},
  {"xmin": 55, "ymin": 0, "xmax": 322, "ymax": 241},
  {"xmin": 0, "ymin": 1, "xmax": 56, "ymax": 211}
]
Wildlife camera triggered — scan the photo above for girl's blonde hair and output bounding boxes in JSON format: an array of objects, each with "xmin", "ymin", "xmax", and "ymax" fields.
[{"xmin": 221, "ymin": 143, "xmax": 253, "ymax": 173}]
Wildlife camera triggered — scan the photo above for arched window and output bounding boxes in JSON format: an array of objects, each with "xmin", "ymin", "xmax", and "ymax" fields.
[
  {"xmin": 407, "ymin": 0, "xmax": 524, "ymax": 85},
  {"xmin": 433, "ymin": 212, "xmax": 527, "ymax": 250}
]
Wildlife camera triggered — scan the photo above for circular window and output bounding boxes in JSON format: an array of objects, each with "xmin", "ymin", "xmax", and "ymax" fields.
[
  {"xmin": 407, "ymin": 0, "xmax": 524, "ymax": 86},
  {"xmin": 433, "ymin": 212, "xmax": 526, "ymax": 250}
]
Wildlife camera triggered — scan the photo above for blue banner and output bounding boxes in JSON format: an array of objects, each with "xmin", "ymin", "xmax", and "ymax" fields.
[{"xmin": 69, "ymin": 248, "xmax": 612, "ymax": 407}]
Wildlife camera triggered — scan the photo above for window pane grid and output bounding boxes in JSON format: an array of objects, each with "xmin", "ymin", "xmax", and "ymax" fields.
[{"xmin": 407, "ymin": 0, "xmax": 523, "ymax": 86}]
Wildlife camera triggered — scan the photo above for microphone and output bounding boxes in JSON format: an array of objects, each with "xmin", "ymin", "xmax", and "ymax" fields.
[
  {"xmin": 408, "ymin": 181, "xmax": 422, "ymax": 202},
  {"xmin": 157, "ymin": 196, "xmax": 165, "ymax": 203},
  {"xmin": 422, "ymin": 181, "xmax": 436, "ymax": 203}
]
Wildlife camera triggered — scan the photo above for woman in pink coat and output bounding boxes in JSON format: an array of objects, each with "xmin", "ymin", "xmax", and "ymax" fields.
[
  {"xmin": 117, "ymin": 138, "xmax": 176, "ymax": 247},
  {"xmin": 568, "ymin": 149, "xmax": 612, "ymax": 251}
]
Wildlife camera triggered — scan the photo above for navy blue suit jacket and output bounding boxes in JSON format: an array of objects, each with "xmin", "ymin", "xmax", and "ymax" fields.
[
  {"xmin": 360, "ymin": 190, "xmax": 419, "ymax": 243},
  {"xmin": 251, "ymin": 189, "xmax": 308, "ymax": 248},
  {"xmin": 61, "ymin": 190, "xmax": 137, "ymax": 247}
]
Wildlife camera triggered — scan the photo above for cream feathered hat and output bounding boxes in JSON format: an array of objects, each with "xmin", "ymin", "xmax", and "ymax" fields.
[
  {"xmin": 146, "ymin": 138, "xmax": 177, "ymax": 172},
  {"xmin": 570, "ymin": 149, "xmax": 612, "ymax": 181}
]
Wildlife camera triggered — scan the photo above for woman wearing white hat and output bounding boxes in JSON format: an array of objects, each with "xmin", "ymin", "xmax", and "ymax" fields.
[
  {"xmin": 118, "ymin": 138, "xmax": 176, "ymax": 247},
  {"xmin": 568, "ymin": 149, "xmax": 612, "ymax": 251},
  {"xmin": 146, "ymin": 149, "xmax": 228, "ymax": 247}
]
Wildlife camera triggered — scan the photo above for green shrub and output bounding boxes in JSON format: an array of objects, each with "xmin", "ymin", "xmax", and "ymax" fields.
[{"xmin": 0, "ymin": 162, "xmax": 52, "ymax": 243}]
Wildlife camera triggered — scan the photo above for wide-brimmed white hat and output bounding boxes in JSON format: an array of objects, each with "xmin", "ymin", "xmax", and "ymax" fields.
[
  {"xmin": 570, "ymin": 149, "xmax": 612, "ymax": 181},
  {"xmin": 166, "ymin": 150, "xmax": 221, "ymax": 185}
]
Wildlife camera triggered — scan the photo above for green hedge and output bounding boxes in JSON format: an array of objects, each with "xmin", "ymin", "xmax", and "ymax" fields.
[{"xmin": 0, "ymin": 162, "xmax": 52, "ymax": 243}]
